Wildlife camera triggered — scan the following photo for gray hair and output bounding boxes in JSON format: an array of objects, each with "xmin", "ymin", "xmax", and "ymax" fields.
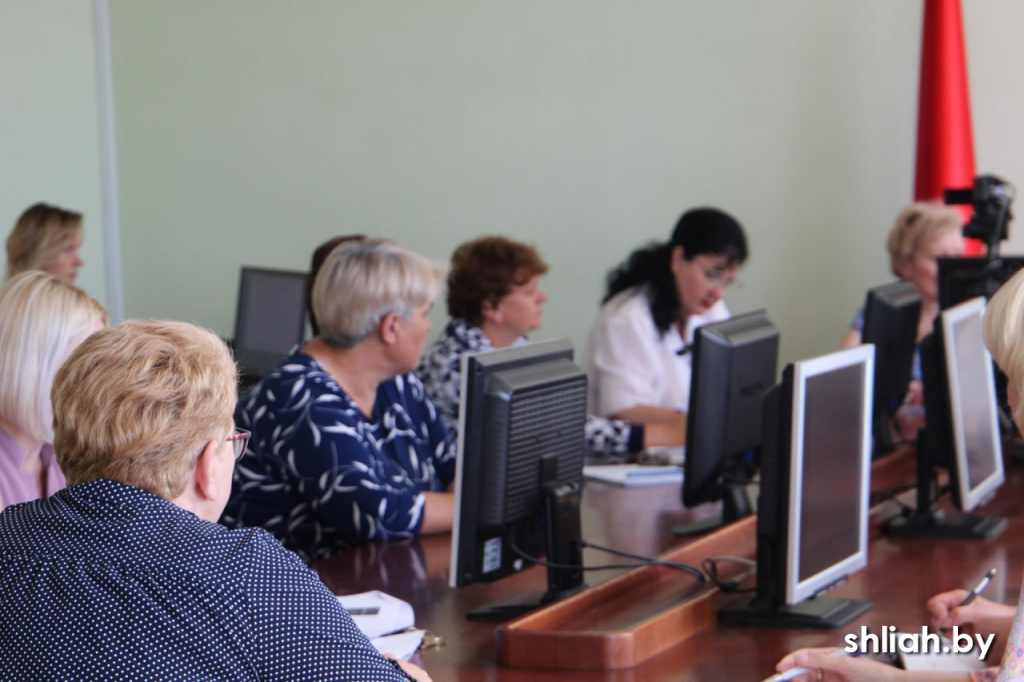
[{"xmin": 313, "ymin": 239, "xmax": 445, "ymax": 348}]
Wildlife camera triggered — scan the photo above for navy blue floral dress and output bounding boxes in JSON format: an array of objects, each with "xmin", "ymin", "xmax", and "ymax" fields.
[{"xmin": 222, "ymin": 351, "xmax": 456, "ymax": 563}]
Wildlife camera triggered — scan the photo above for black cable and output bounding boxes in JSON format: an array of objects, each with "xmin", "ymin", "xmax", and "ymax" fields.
[
  {"xmin": 505, "ymin": 540, "xmax": 705, "ymax": 583},
  {"xmin": 702, "ymin": 556, "xmax": 757, "ymax": 593},
  {"xmin": 581, "ymin": 539, "xmax": 706, "ymax": 582}
]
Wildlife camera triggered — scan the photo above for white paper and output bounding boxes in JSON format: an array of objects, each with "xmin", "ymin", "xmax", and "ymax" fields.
[
  {"xmin": 583, "ymin": 464, "xmax": 683, "ymax": 487},
  {"xmin": 898, "ymin": 636, "xmax": 987, "ymax": 673},
  {"xmin": 337, "ymin": 590, "xmax": 415, "ymax": 639},
  {"xmin": 370, "ymin": 629, "xmax": 426, "ymax": 661}
]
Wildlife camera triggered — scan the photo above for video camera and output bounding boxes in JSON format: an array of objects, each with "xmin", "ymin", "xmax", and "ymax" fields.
[{"xmin": 943, "ymin": 174, "xmax": 1015, "ymax": 258}]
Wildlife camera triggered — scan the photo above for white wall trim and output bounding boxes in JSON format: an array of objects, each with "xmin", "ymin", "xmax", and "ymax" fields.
[{"xmin": 92, "ymin": 0, "xmax": 124, "ymax": 321}]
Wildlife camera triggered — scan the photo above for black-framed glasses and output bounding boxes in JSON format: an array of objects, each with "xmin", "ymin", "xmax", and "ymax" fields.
[{"xmin": 226, "ymin": 428, "xmax": 251, "ymax": 461}]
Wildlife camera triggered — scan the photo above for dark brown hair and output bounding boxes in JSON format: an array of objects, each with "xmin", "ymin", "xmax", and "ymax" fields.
[{"xmin": 446, "ymin": 236, "xmax": 548, "ymax": 325}]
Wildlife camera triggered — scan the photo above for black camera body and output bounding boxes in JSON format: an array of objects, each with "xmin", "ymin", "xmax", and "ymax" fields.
[{"xmin": 944, "ymin": 174, "xmax": 1015, "ymax": 257}]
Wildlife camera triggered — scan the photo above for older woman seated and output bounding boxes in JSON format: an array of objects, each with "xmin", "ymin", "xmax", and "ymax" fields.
[
  {"xmin": 417, "ymin": 235, "xmax": 686, "ymax": 453},
  {"xmin": 222, "ymin": 239, "xmax": 455, "ymax": 563},
  {"xmin": 0, "ymin": 271, "xmax": 106, "ymax": 509},
  {"xmin": 841, "ymin": 202, "xmax": 964, "ymax": 350},
  {"xmin": 0, "ymin": 319, "xmax": 425, "ymax": 681}
]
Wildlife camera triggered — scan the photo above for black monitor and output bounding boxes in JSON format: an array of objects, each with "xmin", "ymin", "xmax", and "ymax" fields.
[
  {"xmin": 886, "ymin": 297, "xmax": 1007, "ymax": 539},
  {"xmin": 449, "ymin": 338, "xmax": 588, "ymax": 619},
  {"xmin": 860, "ymin": 280, "xmax": 922, "ymax": 457},
  {"xmin": 677, "ymin": 310, "xmax": 779, "ymax": 535},
  {"xmin": 721, "ymin": 345, "xmax": 874, "ymax": 628},
  {"xmin": 233, "ymin": 267, "xmax": 308, "ymax": 385},
  {"xmin": 938, "ymin": 256, "xmax": 1024, "ymax": 310}
]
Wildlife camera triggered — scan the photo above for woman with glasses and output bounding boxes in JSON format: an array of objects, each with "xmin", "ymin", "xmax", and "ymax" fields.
[
  {"xmin": 0, "ymin": 319, "xmax": 427, "ymax": 681},
  {"xmin": 222, "ymin": 239, "xmax": 455, "ymax": 563},
  {"xmin": 0, "ymin": 271, "xmax": 106, "ymax": 510},
  {"xmin": 583, "ymin": 208, "xmax": 748, "ymax": 424}
]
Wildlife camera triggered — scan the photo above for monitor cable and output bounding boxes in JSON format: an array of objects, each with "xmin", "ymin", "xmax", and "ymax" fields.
[
  {"xmin": 506, "ymin": 539, "xmax": 706, "ymax": 583},
  {"xmin": 701, "ymin": 555, "xmax": 757, "ymax": 593}
]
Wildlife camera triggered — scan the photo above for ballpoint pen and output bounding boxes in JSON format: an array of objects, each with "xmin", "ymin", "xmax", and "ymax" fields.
[{"xmin": 961, "ymin": 568, "xmax": 997, "ymax": 607}]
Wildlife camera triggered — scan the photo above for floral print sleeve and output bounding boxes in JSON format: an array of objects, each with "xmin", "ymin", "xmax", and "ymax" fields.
[
  {"xmin": 990, "ymin": 582, "xmax": 1024, "ymax": 681},
  {"xmin": 222, "ymin": 353, "xmax": 455, "ymax": 563}
]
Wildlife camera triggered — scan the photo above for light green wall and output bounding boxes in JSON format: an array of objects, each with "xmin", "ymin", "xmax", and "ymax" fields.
[
  {"xmin": 0, "ymin": 0, "xmax": 108, "ymax": 305},
  {"xmin": 46, "ymin": 1, "xmax": 1024, "ymax": 368}
]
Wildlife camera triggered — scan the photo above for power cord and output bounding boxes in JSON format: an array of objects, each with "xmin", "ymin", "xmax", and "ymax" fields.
[
  {"xmin": 702, "ymin": 555, "xmax": 757, "ymax": 593},
  {"xmin": 505, "ymin": 539, "xmax": 706, "ymax": 583}
]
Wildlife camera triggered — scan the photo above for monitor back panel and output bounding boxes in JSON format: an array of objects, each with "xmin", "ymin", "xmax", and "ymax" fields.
[{"xmin": 233, "ymin": 267, "xmax": 308, "ymax": 382}]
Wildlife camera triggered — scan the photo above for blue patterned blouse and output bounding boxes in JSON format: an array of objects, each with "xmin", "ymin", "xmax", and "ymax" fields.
[
  {"xmin": 222, "ymin": 351, "xmax": 457, "ymax": 563},
  {"xmin": 0, "ymin": 479, "xmax": 409, "ymax": 681}
]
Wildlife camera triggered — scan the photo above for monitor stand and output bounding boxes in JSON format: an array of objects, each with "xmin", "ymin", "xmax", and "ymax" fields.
[
  {"xmin": 883, "ymin": 429, "xmax": 1006, "ymax": 540},
  {"xmin": 467, "ymin": 468, "xmax": 587, "ymax": 621},
  {"xmin": 720, "ymin": 595, "xmax": 872, "ymax": 629}
]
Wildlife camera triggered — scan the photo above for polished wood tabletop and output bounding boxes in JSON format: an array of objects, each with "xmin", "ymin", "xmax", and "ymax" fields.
[{"xmin": 314, "ymin": 450, "xmax": 1024, "ymax": 681}]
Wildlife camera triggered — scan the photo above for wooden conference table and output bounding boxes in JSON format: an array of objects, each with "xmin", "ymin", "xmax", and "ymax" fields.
[{"xmin": 314, "ymin": 450, "xmax": 1024, "ymax": 681}]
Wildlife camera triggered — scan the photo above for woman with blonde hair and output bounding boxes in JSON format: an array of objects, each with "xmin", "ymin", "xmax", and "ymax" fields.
[
  {"xmin": 0, "ymin": 319, "xmax": 427, "ymax": 680},
  {"xmin": 841, "ymin": 202, "xmax": 965, "ymax": 349},
  {"xmin": 0, "ymin": 271, "xmax": 106, "ymax": 509},
  {"xmin": 222, "ymin": 238, "xmax": 456, "ymax": 563},
  {"xmin": 5, "ymin": 202, "xmax": 85, "ymax": 283}
]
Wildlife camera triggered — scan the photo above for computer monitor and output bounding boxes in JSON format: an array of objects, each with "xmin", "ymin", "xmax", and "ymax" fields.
[
  {"xmin": 233, "ymin": 267, "xmax": 309, "ymax": 385},
  {"xmin": 860, "ymin": 280, "xmax": 922, "ymax": 457},
  {"xmin": 938, "ymin": 256, "xmax": 1024, "ymax": 310},
  {"xmin": 721, "ymin": 345, "xmax": 874, "ymax": 628},
  {"xmin": 677, "ymin": 310, "xmax": 779, "ymax": 535},
  {"xmin": 449, "ymin": 338, "xmax": 588, "ymax": 619},
  {"xmin": 886, "ymin": 297, "xmax": 1006, "ymax": 539}
]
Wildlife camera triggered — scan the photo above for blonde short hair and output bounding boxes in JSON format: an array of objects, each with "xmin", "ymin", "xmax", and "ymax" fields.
[
  {"xmin": 0, "ymin": 272, "xmax": 107, "ymax": 443},
  {"xmin": 313, "ymin": 239, "xmax": 445, "ymax": 348},
  {"xmin": 984, "ymin": 268, "xmax": 1024, "ymax": 429},
  {"xmin": 6, "ymin": 203, "xmax": 82, "ymax": 280},
  {"xmin": 886, "ymin": 202, "xmax": 964, "ymax": 277},
  {"xmin": 52, "ymin": 320, "xmax": 237, "ymax": 500}
]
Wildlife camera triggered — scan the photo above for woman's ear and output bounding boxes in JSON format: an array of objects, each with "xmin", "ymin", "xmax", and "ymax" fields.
[
  {"xmin": 378, "ymin": 311, "xmax": 401, "ymax": 345},
  {"xmin": 670, "ymin": 245, "xmax": 686, "ymax": 272},
  {"xmin": 895, "ymin": 257, "xmax": 912, "ymax": 280},
  {"xmin": 194, "ymin": 439, "xmax": 223, "ymax": 501},
  {"xmin": 480, "ymin": 298, "xmax": 502, "ymax": 325}
]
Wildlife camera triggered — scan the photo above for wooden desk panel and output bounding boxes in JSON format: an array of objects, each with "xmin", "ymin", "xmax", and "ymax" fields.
[{"xmin": 314, "ymin": 450, "xmax": 1024, "ymax": 681}]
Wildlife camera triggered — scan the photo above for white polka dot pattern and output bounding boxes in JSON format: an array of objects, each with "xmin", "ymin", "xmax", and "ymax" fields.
[{"xmin": 0, "ymin": 479, "xmax": 411, "ymax": 681}]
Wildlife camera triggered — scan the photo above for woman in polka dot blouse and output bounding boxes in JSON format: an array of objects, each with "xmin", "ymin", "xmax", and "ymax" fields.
[{"xmin": 0, "ymin": 319, "xmax": 428, "ymax": 681}]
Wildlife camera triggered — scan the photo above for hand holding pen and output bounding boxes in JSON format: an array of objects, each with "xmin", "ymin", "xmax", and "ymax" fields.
[
  {"xmin": 961, "ymin": 568, "xmax": 996, "ymax": 607},
  {"xmin": 928, "ymin": 567, "xmax": 1005, "ymax": 632}
]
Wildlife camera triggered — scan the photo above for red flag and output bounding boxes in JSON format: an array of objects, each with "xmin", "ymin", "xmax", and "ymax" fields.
[{"xmin": 914, "ymin": 0, "xmax": 982, "ymax": 255}]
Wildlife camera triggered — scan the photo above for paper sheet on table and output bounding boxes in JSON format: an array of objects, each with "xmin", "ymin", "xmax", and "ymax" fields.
[
  {"xmin": 370, "ymin": 629, "xmax": 426, "ymax": 661},
  {"xmin": 337, "ymin": 590, "xmax": 415, "ymax": 639},
  {"xmin": 898, "ymin": 635, "xmax": 987, "ymax": 672}
]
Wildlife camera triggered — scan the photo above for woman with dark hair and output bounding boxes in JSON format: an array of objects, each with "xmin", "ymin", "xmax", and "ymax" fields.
[
  {"xmin": 584, "ymin": 208, "xmax": 748, "ymax": 424},
  {"xmin": 418, "ymin": 236, "xmax": 687, "ymax": 455}
]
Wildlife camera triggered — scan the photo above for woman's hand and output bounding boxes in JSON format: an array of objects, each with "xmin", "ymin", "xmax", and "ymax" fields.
[
  {"xmin": 775, "ymin": 648, "xmax": 903, "ymax": 682},
  {"xmin": 927, "ymin": 590, "xmax": 1014, "ymax": 631}
]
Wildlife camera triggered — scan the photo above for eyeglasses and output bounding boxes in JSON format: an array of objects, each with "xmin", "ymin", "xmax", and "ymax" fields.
[
  {"xmin": 703, "ymin": 267, "xmax": 743, "ymax": 291},
  {"xmin": 226, "ymin": 428, "xmax": 251, "ymax": 461}
]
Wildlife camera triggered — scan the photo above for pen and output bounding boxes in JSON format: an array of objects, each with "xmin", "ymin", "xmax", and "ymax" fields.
[
  {"xmin": 961, "ymin": 568, "xmax": 997, "ymax": 607},
  {"xmin": 761, "ymin": 650, "xmax": 863, "ymax": 682}
]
